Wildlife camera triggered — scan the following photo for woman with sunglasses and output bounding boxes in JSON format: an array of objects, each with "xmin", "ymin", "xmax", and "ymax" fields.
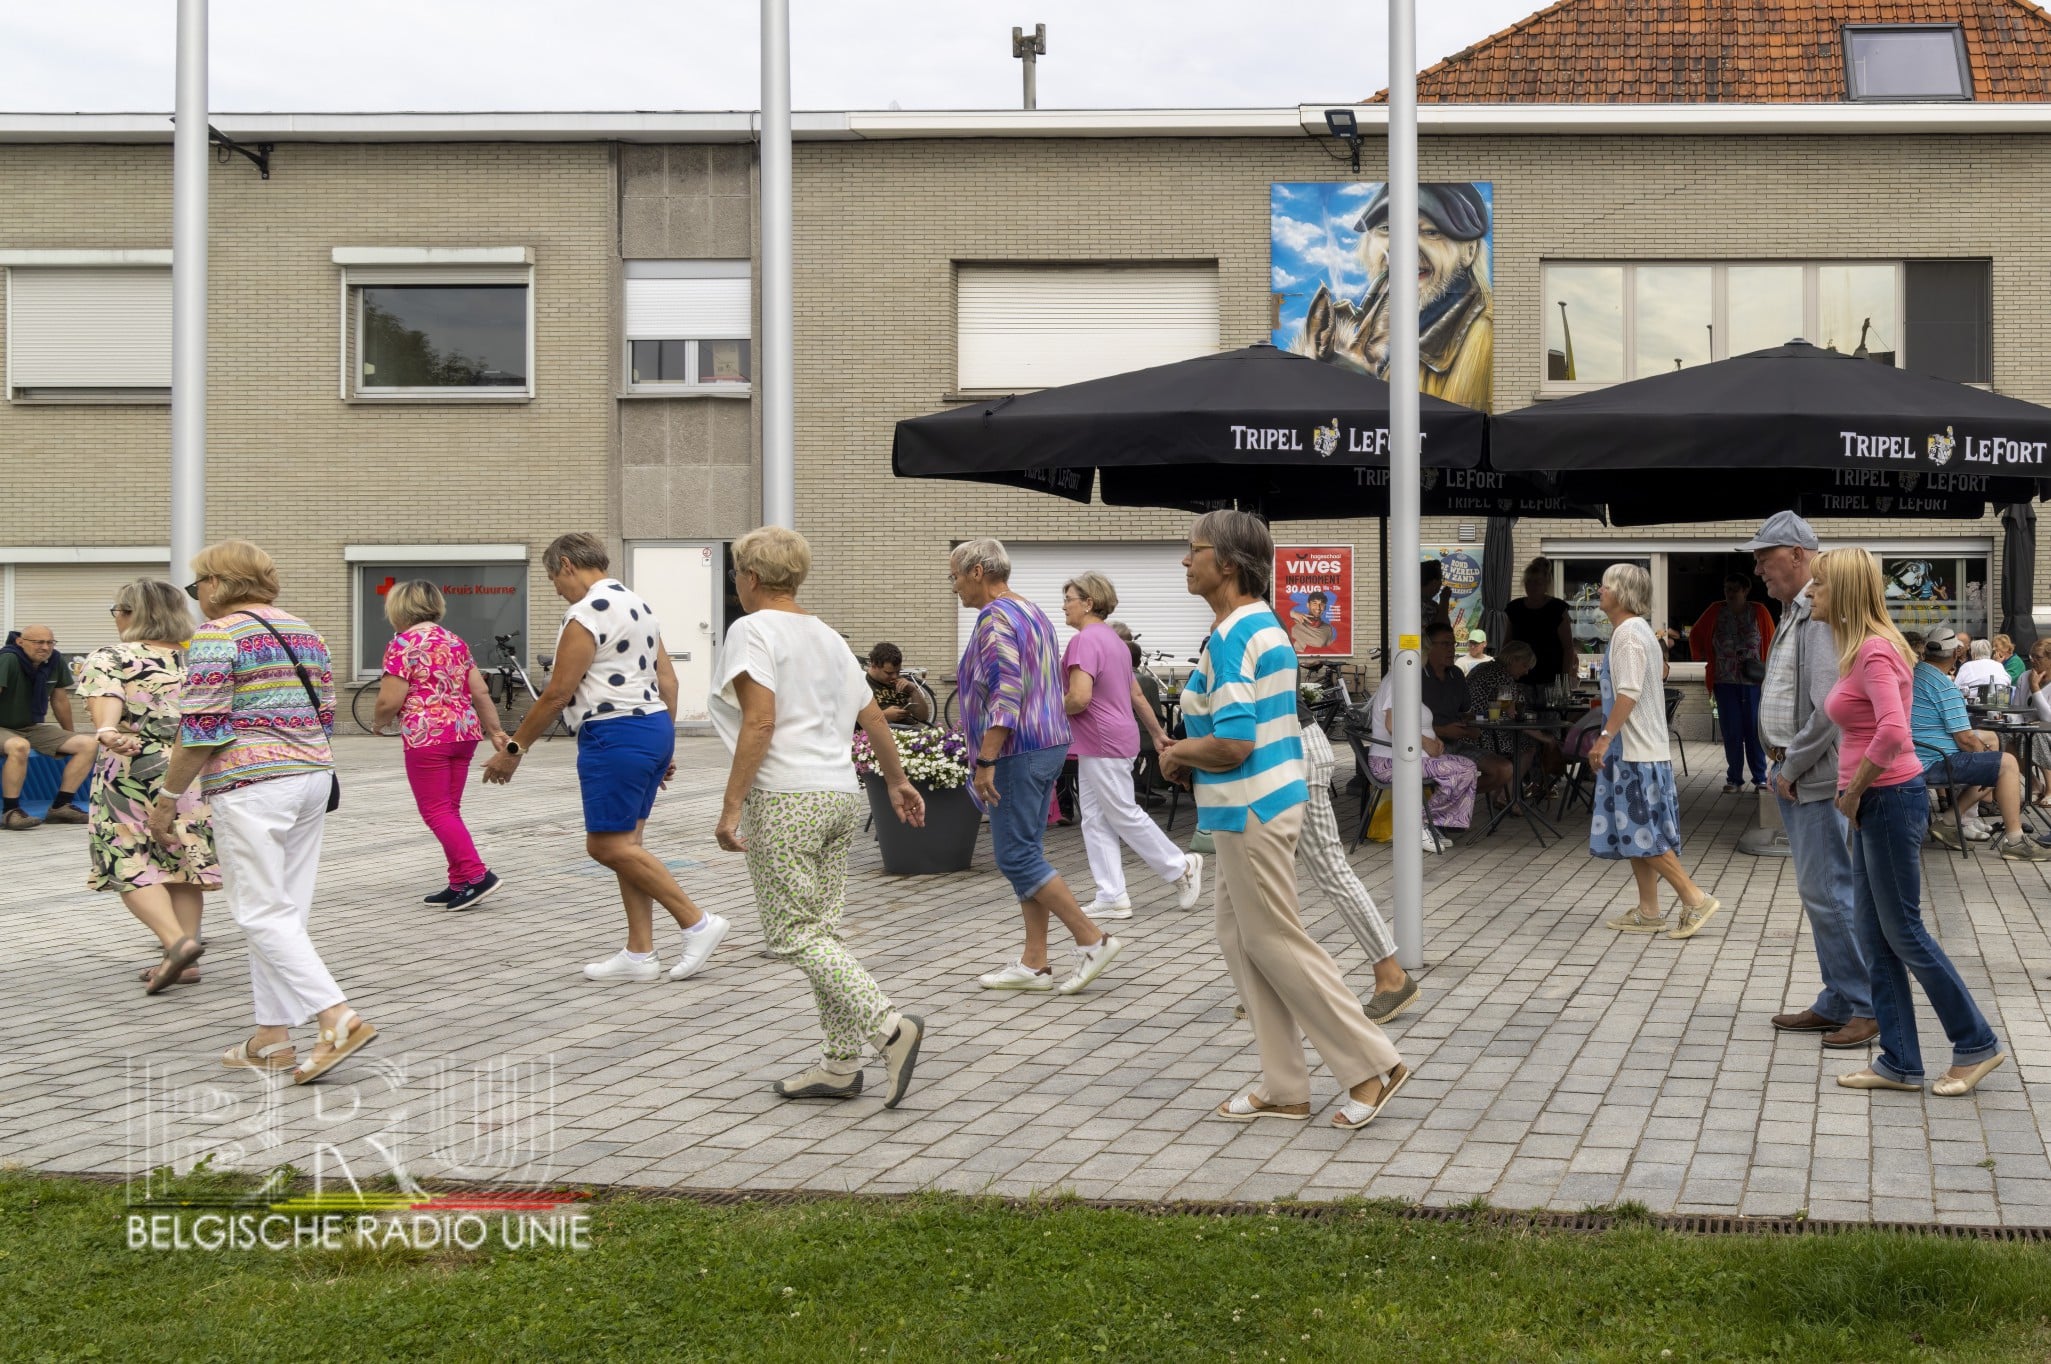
[{"xmin": 77, "ymin": 578, "xmax": 219, "ymax": 992}]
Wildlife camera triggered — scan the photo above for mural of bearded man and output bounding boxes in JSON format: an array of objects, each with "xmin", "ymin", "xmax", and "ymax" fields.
[{"xmin": 1289, "ymin": 182, "xmax": 1494, "ymax": 412}]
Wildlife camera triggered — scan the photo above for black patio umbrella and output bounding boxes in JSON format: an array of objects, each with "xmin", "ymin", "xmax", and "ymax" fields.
[
  {"xmin": 1494, "ymin": 341, "xmax": 2051, "ymax": 522},
  {"xmin": 893, "ymin": 343, "xmax": 1559, "ymax": 519},
  {"xmin": 2001, "ymin": 502, "xmax": 2038, "ymax": 650}
]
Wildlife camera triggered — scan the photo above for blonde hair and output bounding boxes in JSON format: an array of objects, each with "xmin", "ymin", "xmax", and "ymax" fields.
[
  {"xmin": 115, "ymin": 578, "xmax": 192, "ymax": 645},
  {"xmin": 1992, "ymin": 633, "xmax": 2014, "ymax": 659},
  {"xmin": 1063, "ymin": 572, "xmax": 1119, "ymax": 619},
  {"xmin": 732, "ymin": 525, "xmax": 812, "ymax": 593},
  {"xmin": 1813, "ymin": 548, "xmax": 1913, "ymax": 675},
  {"xmin": 384, "ymin": 579, "xmax": 447, "ymax": 631},
  {"xmin": 1601, "ymin": 562, "xmax": 1651, "ymax": 618},
  {"xmin": 190, "ymin": 540, "xmax": 279, "ymax": 607}
]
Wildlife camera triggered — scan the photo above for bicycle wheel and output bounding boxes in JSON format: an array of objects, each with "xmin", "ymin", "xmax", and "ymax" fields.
[
  {"xmin": 908, "ymin": 678, "xmax": 939, "ymax": 726},
  {"xmin": 350, "ymin": 682, "xmax": 385, "ymax": 735},
  {"xmin": 495, "ymin": 671, "xmax": 524, "ymax": 726},
  {"xmin": 941, "ymin": 687, "xmax": 962, "ymax": 730}
]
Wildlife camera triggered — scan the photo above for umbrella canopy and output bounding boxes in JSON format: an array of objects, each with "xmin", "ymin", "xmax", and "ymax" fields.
[
  {"xmin": 2001, "ymin": 502, "xmax": 2038, "ymax": 650},
  {"xmin": 1494, "ymin": 341, "xmax": 2051, "ymax": 521},
  {"xmin": 893, "ymin": 343, "xmax": 1547, "ymax": 519},
  {"xmin": 1479, "ymin": 515, "xmax": 1516, "ymax": 649}
]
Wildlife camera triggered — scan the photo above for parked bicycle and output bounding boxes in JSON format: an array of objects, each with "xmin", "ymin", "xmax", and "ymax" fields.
[{"xmin": 488, "ymin": 632, "xmax": 571, "ymax": 739}]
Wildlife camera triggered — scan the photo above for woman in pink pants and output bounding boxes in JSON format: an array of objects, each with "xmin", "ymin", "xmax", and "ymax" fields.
[{"xmin": 373, "ymin": 581, "xmax": 508, "ymax": 911}]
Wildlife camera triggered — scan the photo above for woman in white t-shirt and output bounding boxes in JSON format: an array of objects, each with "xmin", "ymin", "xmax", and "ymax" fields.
[{"xmin": 711, "ymin": 526, "xmax": 928, "ymax": 1109}]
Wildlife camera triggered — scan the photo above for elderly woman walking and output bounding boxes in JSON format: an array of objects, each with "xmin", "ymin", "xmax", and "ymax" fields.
[
  {"xmin": 1815, "ymin": 548, "xmax": 2008, "ymax": 1097},
  {"xmin": 953, "ymin": 538, "xmax": 1122, "ymax": 995},
  {"xmin": 711, "ymin": 526, "xmax": 928, "ymax": 1106},
  {"xmin": 373, "ymin": 580, "xmax": 509, "ymax": 911},
  {"xmin": 484, "ymin": 532, "xmax": 726, "ymax": 982},
  {"xmin": 153, "ymin": 541, "xmax": 377, "ymax": 1083},
  {"xmin": 78, "ymin": 578, "xmax": 219, "ymax": 993},
  {"xmin": 1059, "ymin": 571, "xmax": 1203, "ymax": 919},
  {"xmin": 1163, "ymin": 511, "xmax": 1409, "ymax": 1131},
  {"xmin": 1588, "ymin": 562, "xmax": 1722, "ymax": 940}
]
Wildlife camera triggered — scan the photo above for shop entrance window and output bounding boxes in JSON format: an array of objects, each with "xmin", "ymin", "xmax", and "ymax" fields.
[
  {"xmin": 1559, "ymin": 557, "xmax": 1648, "ymax": 660},
  {"xmin": 1667, "ymin": 553, "xmax": 1780, "ymax": 664},
  {"xmin": 354, "ymin": 561, "xmax": 528, "ymax": 677},
  {"xmin": 1881, "ymin": 555, "xmax": 1988, "ymax": 641}
]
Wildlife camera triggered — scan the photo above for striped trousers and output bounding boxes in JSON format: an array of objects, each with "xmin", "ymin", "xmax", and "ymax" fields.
[{"xmin": 1298, "ymin": 722, "xmax": 1399, "ymax": 965}]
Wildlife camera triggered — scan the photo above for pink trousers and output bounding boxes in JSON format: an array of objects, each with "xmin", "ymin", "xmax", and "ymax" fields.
[{"xmin": 404, "ymin": 739, "xmax": 486, "ymax": 887}]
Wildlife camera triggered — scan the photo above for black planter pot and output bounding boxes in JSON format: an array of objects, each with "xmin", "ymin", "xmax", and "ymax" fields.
[{"xmin": 863, "ymin": 773, "xmax": 981, "ymax": 875}]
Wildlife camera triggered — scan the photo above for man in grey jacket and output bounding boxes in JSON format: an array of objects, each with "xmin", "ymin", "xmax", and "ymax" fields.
[{"xmin": 1743, "ymin": 512, "xmax": 1878, "ymax": 1048}]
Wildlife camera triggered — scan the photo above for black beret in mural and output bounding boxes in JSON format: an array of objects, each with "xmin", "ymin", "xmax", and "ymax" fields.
[{"xmin": 1354, "ymin": 183, "xmax": 1490, "ymax": 241}]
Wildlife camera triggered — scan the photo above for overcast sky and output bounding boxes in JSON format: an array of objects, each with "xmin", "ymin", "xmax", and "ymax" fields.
[{"xmin": 0, "ymin": 1, "xmax": 1545, "ymax": 112}]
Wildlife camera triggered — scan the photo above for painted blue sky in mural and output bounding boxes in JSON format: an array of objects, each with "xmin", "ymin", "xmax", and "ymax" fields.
[{"xmin": 1268, "ymin": 181, "xmax": 1496, "ymax": 346}]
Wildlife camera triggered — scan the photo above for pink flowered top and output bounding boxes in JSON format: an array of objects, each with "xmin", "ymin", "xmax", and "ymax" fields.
[{"xmin": 382, "ymin": 623, "xmax": 484, "ymax": 749}]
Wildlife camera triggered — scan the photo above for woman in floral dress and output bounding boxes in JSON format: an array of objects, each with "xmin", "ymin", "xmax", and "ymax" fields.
[{"xmin": 78, "ymin": 579, "xmax": 218, "ymax": 993}]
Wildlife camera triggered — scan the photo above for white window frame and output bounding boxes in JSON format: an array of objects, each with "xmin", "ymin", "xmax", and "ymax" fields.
[
  {"xmin": 1539, "ymin": 260, "xmax": 1906, "ymax": 397},
  {"xmin": 334, "ymin": 247, "xmax": 535, "ymax": 403},
  {"xmin": 623, "ymin": 261, "xmax": 752, "ymax": 397},
  {"xmin": 344, "ymin": 543, "xmax": 529, "ymax": 679},
  {"xmin": 1, "ymin": 249, "xmax": 175, "ymax": 405}
]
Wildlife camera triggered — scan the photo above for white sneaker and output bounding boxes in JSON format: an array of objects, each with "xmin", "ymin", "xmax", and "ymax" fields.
[
  {"xmin": 1056, "ymin": 934, "xmax": 1123, "ymax": 995},
  {"xmin": 584, "ymin": 949, "xmax": 662, "ymax": 982},
  {"xmin": 1420, "ymin": 828, "xmax": 1443, "ymax": 854},
  {"xmin": 1962, "ymin": 817, "xmax": 1994, "ymax": 842},
  {"xmin": 667, "ymin": 913, "xmax": 731, "ymax": 980},
  {"xmin": 1173, "ymin": 853, "xmax": 1204, "ymax": 910},
  {"xmin": 1088, "ymin": 895, "xmax": 1133, "ymax": 921},
  {"xmin": 979, "ymin": 960, "xmax": 1056, "ymax": 991}
]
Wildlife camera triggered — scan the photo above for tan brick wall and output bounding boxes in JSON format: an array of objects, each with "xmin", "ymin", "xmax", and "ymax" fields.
[
  {"xmin": 792, "ymin": 132, "xmax": 2051, "ymax": 686},
  {"xmin": 0, "ymin": 141, "xmax": 616, "ymax": 673}
]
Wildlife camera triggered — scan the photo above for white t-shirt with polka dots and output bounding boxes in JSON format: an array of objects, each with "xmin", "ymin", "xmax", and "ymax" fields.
[{"xmin": 557, "ymin": 579, "xmax": 669, "ymax": 730}]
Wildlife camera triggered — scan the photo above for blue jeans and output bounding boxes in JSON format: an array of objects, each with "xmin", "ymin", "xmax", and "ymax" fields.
[
  {"xmin": 1714, "ymin": 682, "xmax": 1767, "ymax": 785},
  {"xmin": 1775, "ymin": 785, "xmax": 1870, "ymax": 1022},
  {"xmin": 1850, "ymin": 779, "xmax": 2002, "ymax": 1083},
  {"xmin": 989, "ymin": 746, "xmax": 1068, "ymax": 900}
]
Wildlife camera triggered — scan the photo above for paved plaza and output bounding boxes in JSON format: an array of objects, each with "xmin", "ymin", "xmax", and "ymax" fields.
[{"xmin": 7, "ymin": 732, "xmax": 2051, "ymax": 1226}]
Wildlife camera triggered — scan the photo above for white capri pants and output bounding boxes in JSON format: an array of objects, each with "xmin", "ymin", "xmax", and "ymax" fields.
[
  {"xmin": 1076, "ymin": 755, "xmax": 1189, "ymax": 904},
  {"xmin": 210, "ymin": 771, "xmax": 346, "ymax": 1028}
]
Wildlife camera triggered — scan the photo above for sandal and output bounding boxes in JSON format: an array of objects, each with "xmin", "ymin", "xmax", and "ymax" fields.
[
  {"xmin": 1212, "ymin": 1092, "xmax": 1310, "ymax": 1122},
  {"xmin": 222, "ymin": 1037, "xmax": 297, "ymax": 1071},
  {"xmin": 293, "ymin": 1009, "xmax": 378, "ymax": 1085},
  {"xmin": 138, "ymin": 964, "xmax": 202, "ymax": 985},
  {"xmin": 144, "ymin": 936, "xmax": 206, "ymax": 996},
  {"xmin": 1332, "ymin": 1063, "xmax": 1412, "ymax": 1130}
]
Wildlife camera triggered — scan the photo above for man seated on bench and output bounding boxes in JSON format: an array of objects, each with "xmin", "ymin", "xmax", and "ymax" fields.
[
  {"xmin": 0, "ymin": 625, "xmax": 95, "ymax": 830},
  {"xmin": 1911, "ymin": 625, "xmax": 2048, "ymax": 860}
]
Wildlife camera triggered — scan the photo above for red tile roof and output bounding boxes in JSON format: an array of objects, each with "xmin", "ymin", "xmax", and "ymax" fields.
[{"xmin": 1371, "ymin": 0, "xmax": 2051, "ymax": 102}]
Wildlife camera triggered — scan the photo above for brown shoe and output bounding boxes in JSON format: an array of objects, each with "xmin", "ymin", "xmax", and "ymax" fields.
[
  {"xmin": 42, "ymin": 804, "xmax": 88, "ymax": 825},
  {"xmin": 1, "ymin": 808, "xmax": 41, "ymax": 831},
  {"xmin": 1771, "ymin": 1008, "xmax": 1839, "ymax": 1033},
  {"xmin": 1822, "ymin": 1017, "xmax": 1880, "ymax": 1048}
]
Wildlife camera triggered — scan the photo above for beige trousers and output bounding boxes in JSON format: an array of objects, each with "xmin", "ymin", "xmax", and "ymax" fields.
[{"xmin": 1214, "ymin": 804, "xmax": 1402, "ymax": 1104}]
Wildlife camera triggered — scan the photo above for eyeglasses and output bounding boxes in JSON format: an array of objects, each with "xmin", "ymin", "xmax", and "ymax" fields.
[
  {"xmin": 1187, "ymin": 543, "xmax": 1215, "ymax": 556},
  {"xmin": 108, "ymin": 605, "xmax": 130, "ymax": 617},
  {"xmin": 182, "ymin": 576, "xmax": 214, "ymax": 601}
]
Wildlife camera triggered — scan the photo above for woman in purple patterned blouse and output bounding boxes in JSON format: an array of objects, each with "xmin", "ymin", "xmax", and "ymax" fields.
[{"xmin": 951, "ymin": 538, "xmax": 1123, "ymax": 996}]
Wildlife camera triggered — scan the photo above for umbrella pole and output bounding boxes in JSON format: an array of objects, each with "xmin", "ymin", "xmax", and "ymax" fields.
[{"xmin": 1388, "ymin": 0, "xmax": 1424, "ymax": 974}]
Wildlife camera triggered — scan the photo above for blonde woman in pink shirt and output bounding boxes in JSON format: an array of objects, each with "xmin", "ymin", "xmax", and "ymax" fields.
[{"xmin": 1814, "ymin": 548, "xmax": 2006, "ymax": 1097}]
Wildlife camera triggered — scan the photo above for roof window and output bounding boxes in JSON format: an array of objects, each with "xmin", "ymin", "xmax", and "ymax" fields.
[{"xmin": 1844, "ymin": 25, "xmax": 1973, "ymax": 102}]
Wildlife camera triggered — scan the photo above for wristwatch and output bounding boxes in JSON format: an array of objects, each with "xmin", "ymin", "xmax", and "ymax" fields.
[{"xmin": 504, "ymin": 740, "xmax": 525, "ymax": 757}]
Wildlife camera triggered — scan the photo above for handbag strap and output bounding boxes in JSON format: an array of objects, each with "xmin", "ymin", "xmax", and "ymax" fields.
[{"xmin": 235, "ymin": 611, "xmax": 326, "ymax": 717}]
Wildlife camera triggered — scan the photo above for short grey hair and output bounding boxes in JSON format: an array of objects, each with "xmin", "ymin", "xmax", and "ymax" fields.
[
  {"xmin": 1499, "ymin": 639, "xmax": 1537, "ymax": 670},
  {"xmin": 1602, "ymin": 562, "xmax": 1652, "ymax": 618},
  {"xmin": 950, "ymin": 538, "xmax": 1011, "ymax": 582},
  {"xmin": 542, "ymin": 532, "xmax": 611, "ymax": 576},
  {"xmin": 1969, "ymin": 639, "xmax": 1993, "ymax": 661},
  {"xmin": 1191, "ymin": 509, "xmax": 1272, "ymax": 598}
]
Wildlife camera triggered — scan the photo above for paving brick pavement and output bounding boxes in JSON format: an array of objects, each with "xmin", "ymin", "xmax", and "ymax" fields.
[{"xmin": 5, "ymin": 734, "xmax": 2051, "ymax": 1224}]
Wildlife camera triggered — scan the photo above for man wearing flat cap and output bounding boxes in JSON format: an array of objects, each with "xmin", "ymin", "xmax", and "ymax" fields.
[
  {"xmin": 1743, "ymin": 511, "xmax": 1877, "ymax": 1049},
  {"xmin": 1290, "ymin": 181, "xmax": 1494, "ymax": 412}
]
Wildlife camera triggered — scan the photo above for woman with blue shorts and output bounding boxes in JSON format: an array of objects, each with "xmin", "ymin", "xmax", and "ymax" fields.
[{"xmin": 483, "ymin": 532, "xmax": 727, "ymax": 982}]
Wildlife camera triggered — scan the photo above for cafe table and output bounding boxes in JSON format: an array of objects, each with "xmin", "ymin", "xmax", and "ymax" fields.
[{"xmin": 1473, "ymin": 713, "xmax": 1572, "ymax": 845}]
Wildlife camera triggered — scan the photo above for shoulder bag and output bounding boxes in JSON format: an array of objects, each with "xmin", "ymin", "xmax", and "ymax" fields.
[{"xmin": 238, "ymin": 611, "xmax": 341, "ymax": 811}]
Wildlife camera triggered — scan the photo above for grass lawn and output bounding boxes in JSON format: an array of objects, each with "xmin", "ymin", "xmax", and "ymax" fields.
[{"xmin": 7, "ymin": 1171, "xmax": 2051, "ymax": 1362}]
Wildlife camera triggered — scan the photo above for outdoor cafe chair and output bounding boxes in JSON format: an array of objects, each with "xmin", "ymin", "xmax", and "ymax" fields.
[{"xmin": 1346, "ymin": 728, "xmax": 1443, "ymax": 853}]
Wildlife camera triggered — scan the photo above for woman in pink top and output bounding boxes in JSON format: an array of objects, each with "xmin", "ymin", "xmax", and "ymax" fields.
[
  {"xmin": 373, "ymin": 581, "xmax": 509, "ymax": 911},
  {"xmin": 1059, "ymin": 573, "xmax": 1202, "ymax": 918},
  {"xmin": 1814, "ymin": 548, "xmax": 2005, "ymax": 1098}
]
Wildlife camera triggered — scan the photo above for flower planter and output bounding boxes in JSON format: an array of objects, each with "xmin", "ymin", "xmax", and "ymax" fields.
[{"xmin": 863, "ymin": 774, "xmax": 981, "ymax": 876}]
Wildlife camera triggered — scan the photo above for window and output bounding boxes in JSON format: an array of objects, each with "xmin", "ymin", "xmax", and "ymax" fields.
[
  {"xmin": 346, "ymin": 548, "xmax": 529, "ymax": 677},
  {"xmin": 334, "ymin": 248, "xmax": 534, "ymax": 400},
  {"xmin": 955, "ymin": 264, "xmax": 1220, "ymax": 392},
  {"xmin": 1558, "ymin": 557, "xmax": 1648, "ymax": 658},
  {"xmin": 625, "ymin": 261, "xmax": 751, "ymax": 392},
  {"xmin": 2, "ymin": 254, "xmax": 172, "ymax": 402},
  {"xmin": 1844, "ymin": 25, "xmax": 1972, "ymax": 102},
  {"xmin": 1541, "ymin": 260, "xmax": 1995, "ymax": 393}
]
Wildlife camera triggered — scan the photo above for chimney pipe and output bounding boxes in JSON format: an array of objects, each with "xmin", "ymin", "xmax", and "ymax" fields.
[{"xmin": 1012, "ymin": 24, "xmax": 1046, "ymax": 110}]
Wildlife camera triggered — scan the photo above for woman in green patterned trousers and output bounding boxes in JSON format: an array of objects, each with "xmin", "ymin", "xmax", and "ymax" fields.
[{"xmin": 710, "ymin": 526, "xmax": 929, "ymax": 1108}]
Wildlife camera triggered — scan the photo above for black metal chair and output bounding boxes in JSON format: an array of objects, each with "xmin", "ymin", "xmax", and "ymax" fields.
[
  {"xmin": 1345, "ymin": 728, "xmax": 1442, "ymax": 852},
  {"xmin": 1663, "ymin": 686, "xmax": 1690, "ymax": 776},
  {"xmin": 1916, "ymin": 740, "xmax": 1975, "ymax": 860}
]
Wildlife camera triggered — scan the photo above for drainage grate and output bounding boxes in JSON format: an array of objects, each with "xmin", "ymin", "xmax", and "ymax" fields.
[{"xmin": 54, "ymin": 1170, "xmax": 2051, "ymax": 1242}]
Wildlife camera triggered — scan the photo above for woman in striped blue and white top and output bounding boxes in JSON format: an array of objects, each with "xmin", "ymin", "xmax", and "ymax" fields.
[{"xmin": 1160, "ymin": 510, "xmax": 1410, "ymax": 1133}]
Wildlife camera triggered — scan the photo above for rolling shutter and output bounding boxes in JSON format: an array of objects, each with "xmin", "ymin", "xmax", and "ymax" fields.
[
  {"xmin": 10, "ymin": 562, "xmax": 167, "ymax": 659},
  {"xmin": 956, "ymin": 264, "xmax": 1219, "ymax": 391},
  {"xmin": 955, "ymin": 542, "xmax": 1218, "ymax": 668},
  {"xmin": 625, "ymin": 278, "xmax": 750, "ymax": 340},
  {"xmin": 6, "ymin": 267, "xmax": 173, "ymax": 392}
]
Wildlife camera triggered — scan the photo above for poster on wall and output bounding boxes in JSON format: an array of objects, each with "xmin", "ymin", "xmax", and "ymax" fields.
[
  {"xmin": 1274, "ymin": 545, "xmax": 1353, "ymax": 657},
  {"xmin": 1882, "ymin": 556, "xmax": 1988, "ymax": 640},
  {"xmin": 1270, "ymin": 180, "xmax": 1495, "ymax": 412},
  {"xmin": 1423, "ymin": 543, "xmax": 1486, "ymax": 645}
]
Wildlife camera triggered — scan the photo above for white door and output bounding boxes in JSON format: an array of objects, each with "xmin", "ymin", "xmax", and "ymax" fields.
[{"xmin": 627, "ymin": 543, "xmax": 721, "ymax": 724}]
